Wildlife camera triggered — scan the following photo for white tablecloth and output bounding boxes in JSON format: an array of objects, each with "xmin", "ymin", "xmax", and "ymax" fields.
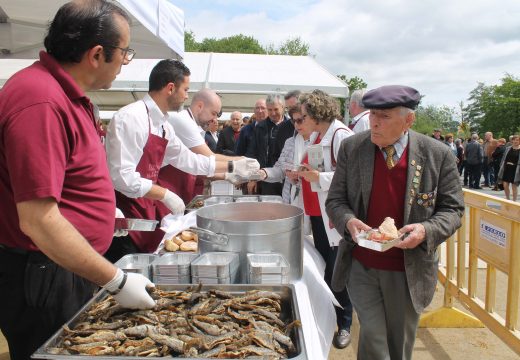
[{"xmin": 293, "ymin": 238, "xmax": 338, "ymax": 360}]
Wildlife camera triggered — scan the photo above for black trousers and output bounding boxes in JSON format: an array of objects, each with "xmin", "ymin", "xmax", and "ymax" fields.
[
  {"xmin": 0, "ymin": 248, "xmax": 97, "ymax": 360},
  {"xmin": 467, "ymin": 163, "xmax": 482, "ymax": 188},
  {"xmin": 310, "ymin": 216, "xmax": 353, "ymax": 331}
]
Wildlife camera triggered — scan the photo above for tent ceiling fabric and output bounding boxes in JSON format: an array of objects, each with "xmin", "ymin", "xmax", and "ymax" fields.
[
  {"xmin": 0, "ymin": 53, "xmax": 349, "ymax": 112},
  {"xmin": 0, "ymin": 0, "xmax": 183, "ymax": 59}
]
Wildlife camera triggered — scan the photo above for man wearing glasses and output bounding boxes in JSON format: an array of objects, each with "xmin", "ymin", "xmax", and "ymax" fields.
[{"xmin": 0, "ymin": 1, "xmax": 156, "ymax": 359}]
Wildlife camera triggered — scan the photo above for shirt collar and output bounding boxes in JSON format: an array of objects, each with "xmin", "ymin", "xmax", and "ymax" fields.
[
  {"xmin": 379, "ymin": 132, "xmax": 409, "ymax": 159},
  {"xmin": 143, "ymin": 94, "xmax": 168, "ymax": 126},
  {"xmin": 352, "ymin": 110, "xmax": 370, "ymax": 122},
  {"xmin": 39, "ymin": 51, "xmax": 86, "ymax": 102}
]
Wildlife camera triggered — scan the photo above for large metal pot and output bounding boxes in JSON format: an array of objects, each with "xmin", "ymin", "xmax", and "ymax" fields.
[{"xmin": 195, "ymin": 202, "xmax": 303, "ymax": 282}]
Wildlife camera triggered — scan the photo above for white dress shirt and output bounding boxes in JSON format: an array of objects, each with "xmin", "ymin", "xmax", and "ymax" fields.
[
  {"xmin": 106, "ymin": 94, "xmax": 215, "ymax": 199},
  {"xmin": 168, "ymin": 109, "xmax": 206, "ymax": 148},
  {"xmin": 351, "ymin": 110, "xmax": 371, "ymax": 133}
]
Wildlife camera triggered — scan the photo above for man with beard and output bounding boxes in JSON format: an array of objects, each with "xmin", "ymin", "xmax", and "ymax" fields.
[{"xmin": 105, "ymin": 60, "xmax": 259, "ymax": 261}]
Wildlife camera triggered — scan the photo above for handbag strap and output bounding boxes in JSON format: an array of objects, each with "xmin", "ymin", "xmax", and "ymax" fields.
[{"xmin": 330, "ymin": 127, "xmax": 349, "ymax": 167}]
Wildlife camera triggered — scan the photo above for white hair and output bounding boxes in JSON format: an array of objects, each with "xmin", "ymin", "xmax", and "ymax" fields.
[{"xmin": 349, "ymin": 89, "xmax": 366, "ymax": 107}]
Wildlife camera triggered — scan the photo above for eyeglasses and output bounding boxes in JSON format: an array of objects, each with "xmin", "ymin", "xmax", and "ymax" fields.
[
  {"xmin": 106, "ymin": 45, "xmax": 136, "ymax": 61},
  {"xmin": 292, "ymin": 117, "xmax": 304, "ymax": 125}
]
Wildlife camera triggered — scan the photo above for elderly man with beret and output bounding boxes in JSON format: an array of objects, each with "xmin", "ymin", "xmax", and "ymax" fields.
[{"xmin": 326, "ymin": 85, "xmax": 464, "ymax": 359}]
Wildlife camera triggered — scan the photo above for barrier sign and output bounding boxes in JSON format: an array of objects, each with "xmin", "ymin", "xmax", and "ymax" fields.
[{"xmin": 480, "ymin": 220, "xmax": 507, "ymax": 248}]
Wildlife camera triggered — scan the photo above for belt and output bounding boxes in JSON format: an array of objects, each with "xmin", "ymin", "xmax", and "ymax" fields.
[{"xmin": 0, "ymin": 244, "xmax": 31, "ymax": 256}]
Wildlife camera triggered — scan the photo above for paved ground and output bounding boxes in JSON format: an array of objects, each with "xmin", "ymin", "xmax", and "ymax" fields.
[{"xmin": 1, "ymin": 180, "xmax": 518, "ymax": 359}]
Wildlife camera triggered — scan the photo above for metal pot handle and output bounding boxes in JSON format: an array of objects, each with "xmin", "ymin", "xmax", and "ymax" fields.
[{"xmin": 189, "ymin": 227, "xmax": 229, "ymax": 246}]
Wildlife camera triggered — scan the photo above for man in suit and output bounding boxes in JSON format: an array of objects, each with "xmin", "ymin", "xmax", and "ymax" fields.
[
  {"xmin": 205, "ymin": 118, "xmax": 219, "ymax": 152},
  {"xmin": 326, "ymin": 85, "xmax": 464, "ymax": 360},
  {"xmin": 216, "ymin": 111, "xmax": 242, "ymax": 155}
]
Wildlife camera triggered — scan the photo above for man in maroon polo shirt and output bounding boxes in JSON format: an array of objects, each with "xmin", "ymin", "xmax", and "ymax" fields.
[
  {"xmin": 326, "ymin": 85, "xmax": 464, "ymax": 360},
  {"xmin": 0, "ymin": 1, "xmax": 155, "ymax": 359}
]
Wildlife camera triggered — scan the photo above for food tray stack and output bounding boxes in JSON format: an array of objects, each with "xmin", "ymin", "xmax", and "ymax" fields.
[
  {"xmin": 191, "ymin": 252, "xmax": 240, "ymax": 284},
  {"xmin": 203, "ymin": 196, "xmax": 233, "ymax": 206},
  {"xmin": 151, "ymin": 253, "xmax": 199, "ymax": 284},
  {"xmin": 114, "ymin": 254, "xmax": 158, "ymax": 280},
  {"xmin": 247, "ymin": 253, "xmax": 290, "ymax": 284}
]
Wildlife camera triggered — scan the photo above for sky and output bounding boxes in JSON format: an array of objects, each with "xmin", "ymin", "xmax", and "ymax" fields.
[{"xmin": 172, "ymin": 0, "xmax": 520, "ymax": 111}]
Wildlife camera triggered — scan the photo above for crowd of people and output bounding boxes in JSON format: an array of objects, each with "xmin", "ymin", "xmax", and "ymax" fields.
[
  {"xmin": 0, "ymin": 1, "xmax": 505, "ymax": 360},
  {"xmin": 429, "ymin": 130, "xmax": 520, "ymax": 201}
]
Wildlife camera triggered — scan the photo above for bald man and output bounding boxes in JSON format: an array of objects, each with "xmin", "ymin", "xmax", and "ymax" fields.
[{"xmin": 157, "ymin": 88, "xmax": 241, "ymax": 204}]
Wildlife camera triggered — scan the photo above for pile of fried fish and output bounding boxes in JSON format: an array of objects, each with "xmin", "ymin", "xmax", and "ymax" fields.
[{"xmin": 48, "ymin": 285, "xmax": 301, "ymax": 358}]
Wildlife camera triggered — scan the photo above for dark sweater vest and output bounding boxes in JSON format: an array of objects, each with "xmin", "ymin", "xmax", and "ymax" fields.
[{"xmin": 352, "ymin": 146, "xmax": 409, "ymax": 271}]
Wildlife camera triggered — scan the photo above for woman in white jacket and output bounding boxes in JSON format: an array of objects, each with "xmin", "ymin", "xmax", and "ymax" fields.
[
  {"xmin": 257, "ymin": 106, "xmax": 314, "ymax": 234},
  {"xmin": 298, "ymin": 90, "xmax": 355, "ymax": 349}
]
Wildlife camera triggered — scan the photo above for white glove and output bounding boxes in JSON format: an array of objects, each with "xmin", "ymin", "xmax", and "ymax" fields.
[
  {"xmin": 103, "ymin": 268, "xmax": 155, "ymax": 309},
  {"xmin": 160, "ymin": 189, "xmax": 185, "ymax": 215},
  {"xmin": 231, "ymin": 158, "xmax": 260, "ymax": 178},
  {"xmin": 113, "ymin": 208, "xmax": 128, "ymax": 237},
  {"xmin": 224, "ymin": 172, "xmax": 248, "ymax": 185}
]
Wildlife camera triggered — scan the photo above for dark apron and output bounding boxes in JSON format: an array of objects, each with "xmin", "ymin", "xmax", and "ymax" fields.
[
  {"xmin": 156, "ymin": 108, "xmax": 203, "ymax": 214},
  {"xmin": 115, "ymin": 102, "xmax": 168, "ymax": 253}
]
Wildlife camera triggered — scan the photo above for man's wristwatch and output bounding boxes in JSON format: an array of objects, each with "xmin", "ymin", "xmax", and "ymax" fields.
[
  {"xmin": 228, "ymin": 160, "xmax": 234, "ymax": 173},
  {"xmin": 107, "ymin": 272, "xmax": 128, "ymax": 295}
]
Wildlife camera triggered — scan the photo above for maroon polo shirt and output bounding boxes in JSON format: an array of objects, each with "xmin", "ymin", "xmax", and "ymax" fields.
[{"xmin": 0, "ymin": 51, "xmax": 115, "ymax": 253}]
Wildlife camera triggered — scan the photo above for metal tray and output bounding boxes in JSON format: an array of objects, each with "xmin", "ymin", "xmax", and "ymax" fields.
[
  {"xmin": 247, "ymin": 253, "xmax": 290, "ymax": 275},
  {"xmin": 185, "ymin": 195, "xmax": 283, "ymax": 212},
  {"xmin": 114, "ymin": 218, "xmax": 158, "ymax": 231},
  {"xmin": 151, "ymin": 253, "xmax": 199, "ymax": 276},
  {"xmin": 190, "ymin": 252, "xmax": 240, "ymax": 277},
  {"xmin": 114, "ymin": 253, "xmax": 158, "ymax": 279},
  {"xmin": 153, "ymin": 274, "xmax": 191, "ymax": 284},
  {"xmin": 32, "ymin": 284, "xmax": 307, "ymax": 359}
]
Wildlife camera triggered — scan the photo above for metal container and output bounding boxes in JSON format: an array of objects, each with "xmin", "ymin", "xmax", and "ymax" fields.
[
  {"xmin": 234, "ymin": 196, "xmax": 258, "ymax": 202},
  {"xmin": 151, "ymin": 253, "xmax": 199, "ymax": 282},
  {"xmin": 32, "ymin": 284, "xmax": 307, "ymax": 359},
  {"xmin": 114, "ymin": 218, "xmax": 158, "ymax": 231},
  {"xmin": 194, "ymin": 202, "xmax": 303, "ymax": 282},
  {"xmin": 247, "ymin": 253, "xmax": 290, "ymax": 284},
  {"xmin": 260, "ymin": 195, "xmax": 284, "ymax": 203},
  {"xmin": 114, "ymin": 254, "xmax": 157, "ymax": 279},
  {"xmin": 203, "ymin": 196, "xmax": 233, "ymax": 207},
  {"xmin": 190, "ymin": 252, "xmax": 240, "ymax": 278}
]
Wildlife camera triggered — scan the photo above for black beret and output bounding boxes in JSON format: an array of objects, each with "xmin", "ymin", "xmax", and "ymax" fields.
[{"xmin": 362, "ymin": 85, "xmax": 421, "ymax": 110}]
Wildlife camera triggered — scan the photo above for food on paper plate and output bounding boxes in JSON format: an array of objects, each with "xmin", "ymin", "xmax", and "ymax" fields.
[
  {"xmin": 164, "ymin": 230, "xmax": 198, "ymax": 252},
  {"xmin": 367, "ymin": 217, "xmax": 400, "ymax": 242}
]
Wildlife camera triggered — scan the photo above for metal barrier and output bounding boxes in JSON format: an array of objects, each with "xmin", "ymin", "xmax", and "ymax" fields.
[{"xmin": 419, "ymin": 189, "xmax": 520, "ymax": 355}]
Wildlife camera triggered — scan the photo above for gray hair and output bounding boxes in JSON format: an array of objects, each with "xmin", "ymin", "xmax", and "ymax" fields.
[
  {"xmin": 399, "ymin": 107, "xmax": 414, "ymax": 116},
  {"xmin": 471, "ymin": 133, "xmax": 479, "ymax": 141},
  {"xmin": 284, "ymin": 90, "xmax": 301, "ymax": 101},
  {"xmin": 266, "ymin": 94, "xmax": 285, "ymax": 107},
  {"xmin": 349, "ymin": 89, "xmax": 366, "ymax": 107}
]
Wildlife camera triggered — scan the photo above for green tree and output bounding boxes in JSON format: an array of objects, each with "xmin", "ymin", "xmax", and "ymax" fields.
[
  {"xmin": 413, "ymin": 105, "xmax": 458, "ymax": 136},
  {"xmin": 184, "ymin": 30, "xmax": 200, "ymax": 52},
  {"xmin": 465, "ymin": 75, "xmax": 520, "ymax": 138},
  {"xmin": 336, "ymin": 75, "xmax": 368, "ymax": 116},
  {"xmin": 265, "ymin": 37, "xmax": 310, "ymax": 56}
]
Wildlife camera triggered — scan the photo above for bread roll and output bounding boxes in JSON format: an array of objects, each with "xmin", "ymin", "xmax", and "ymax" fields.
[
  {"xmin": 173, "ymin": 236, "xmax": 184, "ymax": 246},
  {"xmin": 164, "ymin": 239, "xmax": 179, "ymax": 252},
  {"xmin": 180, "ymin": 241, "xmax": 197, "ymax": 252},
  {"xmin": 181, "ymin": 230, "xmax": 194, "ymax": 241},
  {"xmin": 378, "ymin": 217, "xmax": 399, "ymax": 239}
]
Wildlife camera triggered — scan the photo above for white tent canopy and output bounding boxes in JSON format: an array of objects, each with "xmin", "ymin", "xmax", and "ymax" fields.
[
  {"xmin": 0, "ymin": 0, "xmax": 184, "ymax": 59},
  {"xmin": 0, "ymin": 52, "xmax": 349, "ymax": 112}
]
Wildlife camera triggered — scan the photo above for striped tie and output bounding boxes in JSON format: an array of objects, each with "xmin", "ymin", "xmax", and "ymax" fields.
[{"xmin": 383, "ymin": 145, "xmax": 396, "ymax": 169}]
